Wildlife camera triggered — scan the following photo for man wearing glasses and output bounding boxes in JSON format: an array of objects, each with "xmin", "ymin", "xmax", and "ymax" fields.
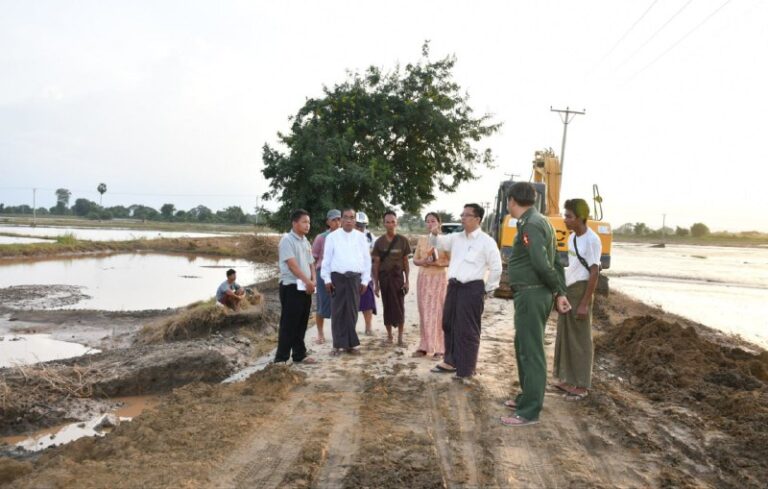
[{"xmin": 429, "ymin": 203, "xmax": 502, "ymax": 383}]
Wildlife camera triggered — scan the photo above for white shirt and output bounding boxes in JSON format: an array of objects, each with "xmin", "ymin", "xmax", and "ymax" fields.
[
  {"xmin": 565, "ymin": 228, "xmax": 602, "ymax": 287},
  {"xmin": 435, "ymin": 228, "xmax": 502, "ymax": 293},
  {"xmin": 321, "ymin": 228, "xmax": 372, "ymax": 284}
]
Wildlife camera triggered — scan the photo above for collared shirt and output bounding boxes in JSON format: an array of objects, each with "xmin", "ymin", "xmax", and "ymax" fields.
[
  {"xmin": 278, "ymin": 230, "xmax": 314, "ymax": 285},
  {"xmin": 507, "ymin": 207, "xmax": 566, "ymax": 295},
  {"xmin": 435, "ymin": 228, "xmax": 502, "ymax": 293},
  {"xmin": 321, "ymin": 228, "xmax": 372, "ymax": 284}
]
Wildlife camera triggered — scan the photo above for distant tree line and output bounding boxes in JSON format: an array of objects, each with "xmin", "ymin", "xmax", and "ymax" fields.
[
  {"xmin": 0, "ymin": 188, "xmax": 264, "ymax": 225},
  {"xmin": 615, "ymin": 222, "xmax": 712, "ymax": 238}
]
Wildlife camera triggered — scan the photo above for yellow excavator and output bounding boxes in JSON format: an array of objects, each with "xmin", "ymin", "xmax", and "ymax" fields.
[{"xmin": 489, "ymin": 149, "xmax": 613, "ymax": 298}]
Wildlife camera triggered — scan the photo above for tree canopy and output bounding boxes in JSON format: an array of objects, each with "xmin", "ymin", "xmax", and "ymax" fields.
[{"xmin": 261, "ymin": 42, "xmax": 501, "ymax": 234}]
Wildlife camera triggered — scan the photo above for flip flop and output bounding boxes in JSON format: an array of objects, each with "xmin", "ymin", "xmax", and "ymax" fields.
[
  {"xmin": 500, "ymin": 415, "xmax": 539, "ymax": 427},
  {"xmin": 563, "ymin": 391, "xmax": 589, "ymax": 402},
  {"xmin": 430, "ymin": 364, "xmax": 456, "ymax": 373},
  {"xmin": 503, "ymin": 399, "xmax": 517, "ymax": 409}
]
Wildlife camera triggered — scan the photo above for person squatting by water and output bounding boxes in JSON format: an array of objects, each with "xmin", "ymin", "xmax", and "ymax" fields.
[
  {"xmin": 311, "ymin": 209, "xmax": 342, "ymax": 345},
  {"xmin": 429, "ymin": 203, "xmax": 503, "ymax": 384},
  {"xmin": 412, "ymin": 212, "xmax": 449, "ymax": 360},
  {"xmin": 216, "ymin": 268, "xmax": 245, "ymax": 311},
  {"xmin": 372, "ymin": 211, "xmax": 412, "ymax": 346},
  {"xmin": 275, "ymin": 209, "xmax": 318, "ymax": 364},
  {"xmin": 321, "ymin": 208, "xmax": 371, "ymax": 356},
  {"xmin": 552, "ymin": 198, "xmax": 602, "ymax": 401},
  {"xmin": 355, "ymin": 212, "xmax": 377, "ymax": 336},
  {"xmin": 502, "ymin": 182, "xmax": 572, "ymax": 427}
]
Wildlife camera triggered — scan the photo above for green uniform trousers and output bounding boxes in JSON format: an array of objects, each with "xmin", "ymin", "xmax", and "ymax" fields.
[{"xmin": 513, "ymin": 286, "xmax": 553, "ymax": 421}]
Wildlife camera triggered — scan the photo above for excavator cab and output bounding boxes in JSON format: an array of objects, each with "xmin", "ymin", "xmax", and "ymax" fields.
[{"xmin": 491, "ymin": 149, "xmax": 613, "ymax": 298}]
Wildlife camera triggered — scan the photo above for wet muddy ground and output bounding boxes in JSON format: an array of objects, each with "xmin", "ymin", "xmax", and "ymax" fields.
[{"xmin": 1, "ymin": 262, "xmax": 767, "ymax": 488}]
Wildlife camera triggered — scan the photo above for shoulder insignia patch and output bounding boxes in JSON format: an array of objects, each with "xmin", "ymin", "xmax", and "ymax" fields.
[{"xmin": 522, "ymin": 233, "xmax": 530, "ymax": 247}]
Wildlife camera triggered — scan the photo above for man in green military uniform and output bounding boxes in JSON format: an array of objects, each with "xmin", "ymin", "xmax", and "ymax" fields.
[{"xmin": 501, "ymin": 182, "xmax": 571, "ymax": 427}]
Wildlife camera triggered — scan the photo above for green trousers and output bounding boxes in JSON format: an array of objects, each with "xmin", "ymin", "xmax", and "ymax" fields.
[{"xmin": 513, "ymin": 287, "xmax": 553, "ymax": 421}]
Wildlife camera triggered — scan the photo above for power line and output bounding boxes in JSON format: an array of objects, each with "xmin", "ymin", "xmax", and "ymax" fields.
[
  {"xmin": 626, "ymin": 0, "xmax": 734, "ymax": 82},
  {"xmin": 593, "ymin": 0, "xmax": 660, "ymax": 70},
  {"xmin": 616, "ymin": 0, "xmax": 696, "ymax": 70}
]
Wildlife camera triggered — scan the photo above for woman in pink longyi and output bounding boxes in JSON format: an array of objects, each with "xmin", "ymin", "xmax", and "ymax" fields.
[{"xmin": 412, "ymin": 212, "xmax": 450, "ymax": 359}]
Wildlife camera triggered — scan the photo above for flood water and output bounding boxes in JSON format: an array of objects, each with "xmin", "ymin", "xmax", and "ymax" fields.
[
  {"xmin": 0, "ymin": 334, "xmax": 99, "ymax": 368},
  {"xmin": 608, "ymin": 243, "xmax": 768, "ymax": 348},
  {"xmin": 0, "ymin": 225, "xmax": 235, "ymax": 241},
  {"xmin": 1, "ymin": 395, "xmax": 159, "ymax": 452},
  {"xmin": 0, "ymin": 253, "xmax": 275, "ymax": 311},
  {"xmin": 0, "ymin": 235, "xmax": 52, "ymax": 245}
]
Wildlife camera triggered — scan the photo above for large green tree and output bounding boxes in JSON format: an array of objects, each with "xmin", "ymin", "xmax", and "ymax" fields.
[{"xmin": 261, "ymin": 43, "xmax": 501, "ymax": 234}]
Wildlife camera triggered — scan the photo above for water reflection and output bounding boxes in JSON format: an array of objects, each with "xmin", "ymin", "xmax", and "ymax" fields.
[
  {"xmin": 0, "ymin": 334, "xmax": 99, "ymax": 368},
  {"xmin": 0, "ymin": 225, "xmax": 235, "ymax": 241},
  {"xmin": 0, "ymin": 253, "xmax": 276, "ymax": 311},
  {"xmin": 608, "ymin": 243, "xmax": 768, "ymax": 348}
]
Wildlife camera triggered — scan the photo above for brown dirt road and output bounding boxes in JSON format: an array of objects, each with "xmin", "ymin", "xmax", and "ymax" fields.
[{"xmin": 2, "ymin": 267, "xmax": 766, "ymax": 488}]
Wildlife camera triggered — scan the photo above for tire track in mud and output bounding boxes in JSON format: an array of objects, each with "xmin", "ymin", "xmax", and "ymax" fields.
[{"xmin": 210, "ymin": 390, "xmax": 312, "ymax": 489}]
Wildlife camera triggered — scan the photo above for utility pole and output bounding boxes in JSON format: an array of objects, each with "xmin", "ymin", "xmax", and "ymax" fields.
[
  {"xmin": 550, "ymin": 106, "xmax": 586, "ymax": 173},
  {"xmin": 32, "ymin": 188, "xmax": 37, "ymax": 226}
]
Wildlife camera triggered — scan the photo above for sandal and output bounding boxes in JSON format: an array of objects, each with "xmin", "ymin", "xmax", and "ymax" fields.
[
  {"xmin": 563, "ymin": 391, "xmax": 589, "ymax": 402},
  {"xmin": 500, "ymin": 415, "xmax": 539, "ymax": 427},
  {"xmin": 430, "ymin": 364, "xmax": 456, "ymax": 373},
  {"xmin": 503, "ymin": 399, "xmax": 517, "ymax": 409},
  {"xmin": 411, "ymin": 350, "xmax": 427, "ymax": 358}
]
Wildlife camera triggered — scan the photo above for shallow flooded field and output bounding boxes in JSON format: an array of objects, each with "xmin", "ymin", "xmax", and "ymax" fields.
[
  {"xmin": 0, "ymin": 253, "xmax": 275, "ymax": 311},
  {"xmin": 0, "ymin": 334, "xmax": 99, "ymax": 368},
  {"xmin": 0, "ymin": 235, "xmax": 52, "ymax": 245},
  {"xmin": 0, "ymin": 225, "xmax": 235, "ymax": 241},
  {"xmin": 608, "ymin": 243, "xmax": 768, "ymax": 347}
]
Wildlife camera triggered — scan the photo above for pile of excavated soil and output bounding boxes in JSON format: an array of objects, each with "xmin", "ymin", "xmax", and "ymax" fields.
[
  {"xmin": 597, "ymin": 315, "xmax": 768, "ymax": 487},
  {"xmin": 0, "ymin": 344, "xmax": 232, "ymax": 436},
  {"xmin": 0, "ymin": 365, "xmax": 306, "ymax": 488}
]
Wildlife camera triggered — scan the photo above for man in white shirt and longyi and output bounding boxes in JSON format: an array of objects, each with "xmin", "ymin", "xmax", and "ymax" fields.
[
  {"xmin": 429, "ymin": 203, "xmax": 502, "ymax": 381},
  {"xmin": 321, "ymin": 208, "xmax": 372, "ymax": 356}
]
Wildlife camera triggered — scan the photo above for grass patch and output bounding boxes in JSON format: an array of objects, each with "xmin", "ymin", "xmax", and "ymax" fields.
[
  {"xmin": 0, "ymin": 234, "xmax": 281, "ymax": 262},
  {"xmin": 137, "ymin": 292, "xmax": 272, "ymax": 343},
  {"xmin": 55, "ymin": 232, "xmax": 78, "ymax": 245}
]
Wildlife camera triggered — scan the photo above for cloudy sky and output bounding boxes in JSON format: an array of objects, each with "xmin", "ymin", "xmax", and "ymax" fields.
[{"xmin": 1, "ymin": 0, "xmax": 766, "ymax": 231}]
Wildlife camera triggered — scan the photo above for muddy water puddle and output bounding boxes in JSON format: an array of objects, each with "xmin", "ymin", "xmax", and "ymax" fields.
[
  {"xmin": 0, "ymin": 225, "xmax": 233, "ymax": 241},
  {"xmin": 0, "ymin": 253, "xmax": 275, "ymax": 311},
  {"xmin": 0, "ymin": 334, "xmax": 99, "ymax": 368},
  {"xmin": 1, "ymin": 396, "xmax": 160, "ymax": 452},
  {"xmin": 608, "ymin": 243, "xmax": 768, "ymax": 348}
]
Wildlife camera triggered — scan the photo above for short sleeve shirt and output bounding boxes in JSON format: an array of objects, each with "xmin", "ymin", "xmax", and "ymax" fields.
[
  {"xmin": 278, "ymin": 231, "xmax": 314, "ymax": 285},
  {"xmin": 565, "ymin": 228, "xmax": 602, "ymax": 286},
  {"xmin": 216, "ymin": 280, "xmax": 240, "ymax": 302},
  {"xmin": 372, "ymin": 234, "xmax": 412, "ymax": 274}
]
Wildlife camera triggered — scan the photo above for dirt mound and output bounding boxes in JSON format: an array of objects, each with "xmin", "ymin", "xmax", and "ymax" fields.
[
  {"xmin": 137, "ymin": 298, "xmax": 274, "ymax": 343},
  {"xmin": 0, "ymin": 365, "xmax": 306, "ymax": 488},
  {"xmin": 0, "ymin": 345, "xmax": 232, "ymax": 436},
  {"xmin": 597, "ymin": 315, "xmax": 768, "ymax": 486}
]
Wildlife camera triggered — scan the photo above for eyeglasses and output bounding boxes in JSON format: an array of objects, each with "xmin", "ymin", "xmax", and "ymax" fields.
[{"xmin": 459, "ymin": 213, "xmax": 478, "ymax": 219}]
